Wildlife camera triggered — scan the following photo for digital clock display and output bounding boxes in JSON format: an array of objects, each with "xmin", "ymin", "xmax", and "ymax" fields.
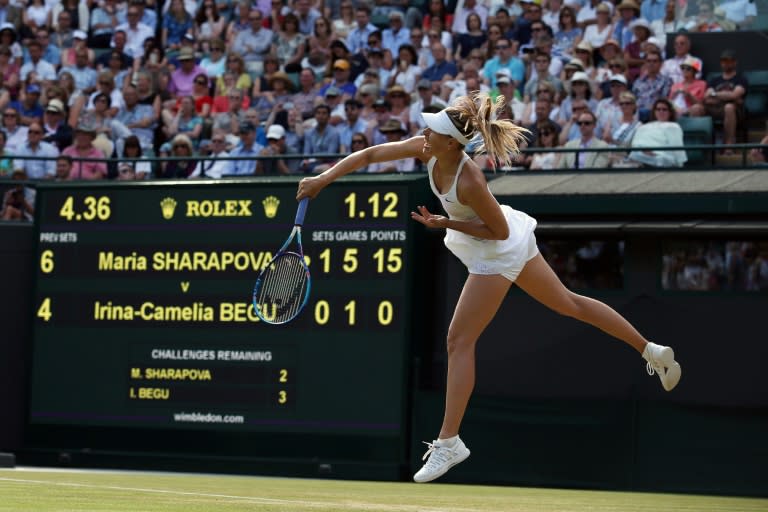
[{"xmin": 29, "ymin": 178, "xmax": 428, "ymax": 439}]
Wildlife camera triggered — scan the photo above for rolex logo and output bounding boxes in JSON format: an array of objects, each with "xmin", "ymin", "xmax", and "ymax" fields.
[
  {"xmin": 160, "ymin": 197, "xmax": 177, "ymax": 220},
  {"xmin": 262, "ymin": 196, "xmax": 279, "ymax": 218}
]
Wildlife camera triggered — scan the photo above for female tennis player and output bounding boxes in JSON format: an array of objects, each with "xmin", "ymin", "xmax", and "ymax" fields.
[{"xmin": 296, "ymin": 92, "xmax": 681, "ymax": 483}]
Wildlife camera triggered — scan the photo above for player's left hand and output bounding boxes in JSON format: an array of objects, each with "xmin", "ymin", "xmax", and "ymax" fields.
[{"xmin": 411, "ymin": 205, "xmax": 448, "ymax": 229}]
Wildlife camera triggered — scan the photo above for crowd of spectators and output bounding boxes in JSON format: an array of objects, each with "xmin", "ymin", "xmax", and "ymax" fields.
[{"xmin": 0, "ymin": 0, "xmax": 761, "ymax": 192}]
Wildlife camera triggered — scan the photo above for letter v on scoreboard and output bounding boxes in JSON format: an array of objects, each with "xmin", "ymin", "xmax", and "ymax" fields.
[{"xmin": 252, "ymin": 198, "xmax": 311, "ymax": 325}]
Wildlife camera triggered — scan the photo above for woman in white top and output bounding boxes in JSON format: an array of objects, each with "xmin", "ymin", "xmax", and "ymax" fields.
[
  {"xmin": 582, "ymin": 3, "xmax": 614, "ymax": 50},
  {"xmin": 23, "ymin": 0, "xmax": 51, "ymax": 42},
  {"xmin": 296, "ymin": 92, "xmax": 682, "ymax": 484},
  {"xmin": 628, "ymin": 98, "xmax": 687, "ymax": 167}
]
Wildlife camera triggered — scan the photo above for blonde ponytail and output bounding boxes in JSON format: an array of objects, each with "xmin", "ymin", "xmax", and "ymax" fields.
[{"xmin": 446, "ymin": 92, "xmax": 529, "ymax": 169}]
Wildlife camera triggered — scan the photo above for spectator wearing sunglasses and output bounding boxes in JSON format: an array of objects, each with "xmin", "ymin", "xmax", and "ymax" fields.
[
  {"xmin": 559, "ymin": 110, "xmax": 610, "ymax": 169},
  {"xmin": 525, "ymin": 119, "xmax": 562, "ymax": 170},
  {"xmin": 628, "ymin": 98, "xmax": 686, "ymax": 168}
]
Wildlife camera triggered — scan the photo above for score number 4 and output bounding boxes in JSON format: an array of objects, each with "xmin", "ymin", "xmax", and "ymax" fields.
[
  {"xmin": 37, "ymin": 251, "xmax": 55, "ymax": 321},
  {"xmin": 59, "ymin": 195, "xmax": 111, "ymax": 221},
  {"xmin": 344, "ymin": 192, "xmax": 398, "ymax": 219}
]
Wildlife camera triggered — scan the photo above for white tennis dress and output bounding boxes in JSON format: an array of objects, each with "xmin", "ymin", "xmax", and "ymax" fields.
[{"xmin": 427, "ymin": 155, "xmax": 539, "ymax": 282}]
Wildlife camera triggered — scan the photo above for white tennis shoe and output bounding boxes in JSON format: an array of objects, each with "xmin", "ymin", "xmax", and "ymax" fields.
[
  {"xmin": 642, "ymin": 342, "xmax": 681, "ymax": 391},
  {"xmin": 413, "ymin": 437, "xmax": 470, "ymax": 483}
]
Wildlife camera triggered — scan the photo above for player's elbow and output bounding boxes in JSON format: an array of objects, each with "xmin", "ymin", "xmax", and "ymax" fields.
[{"xmin": 490, "ymin": 225, "xmax": 509, "ymax": 241}]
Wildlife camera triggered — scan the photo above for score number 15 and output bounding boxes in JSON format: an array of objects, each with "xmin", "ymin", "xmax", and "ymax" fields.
[{"xmin": 344, "ymin": 192, "xmax": 398, "ymax": 219}]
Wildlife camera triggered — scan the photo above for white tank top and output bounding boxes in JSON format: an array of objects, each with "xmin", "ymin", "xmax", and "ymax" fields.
[{"xmin": 426, "ymin": 155, "xmax": 478, "ymax": 221}]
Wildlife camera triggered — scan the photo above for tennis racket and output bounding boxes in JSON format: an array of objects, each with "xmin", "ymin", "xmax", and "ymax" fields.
[{"xmin": 252, "ymin": 198, "xmax": 311, "ymax": 324}]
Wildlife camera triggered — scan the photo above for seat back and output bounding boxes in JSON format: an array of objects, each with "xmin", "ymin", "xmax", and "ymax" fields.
[{"xmin": 678, "ymin": 116, "xmax": 714, "ymax": 167}]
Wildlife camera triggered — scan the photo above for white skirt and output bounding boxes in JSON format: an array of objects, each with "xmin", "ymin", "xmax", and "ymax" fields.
[{"xmin": 444, "ymin": 204, "xmax": 538, "ymax": 282}]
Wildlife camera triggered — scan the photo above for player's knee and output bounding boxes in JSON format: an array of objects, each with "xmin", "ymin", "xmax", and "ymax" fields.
[
  {"xmin": 445, "ymin": 333, "xmax": 476, "ymax": 355},
  {"xmin": 551, "ymin": 292, "xmax": 583, "ymax": 319}
]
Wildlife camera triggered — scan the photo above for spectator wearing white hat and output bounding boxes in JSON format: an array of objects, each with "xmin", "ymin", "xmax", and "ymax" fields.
[
  {"xmin": 624, "ymin": 18, "xmax": 651, "ymax": 82},
  {"xmin": 258, "ymin": 124, "xmax": 300, "ymax": 175},
  {"xmin": 559, "ymin": 71, "xmax": 597, "ymax": 125},
  {"xmin": 595, "ymin": 74, "xmax": 628, "ymax": 135},
  {"xmin": 612, "ymin": 0, "xmax": 640, "ymax": 50},
  {"xmin": 60, "ymin": 30, "xmax": 93, "ymax": 68}
]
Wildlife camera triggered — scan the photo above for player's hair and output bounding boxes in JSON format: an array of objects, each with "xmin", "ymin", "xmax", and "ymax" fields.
[{"xmin": 446, "ymin": 92, "xmax": 528, "ymax": 168}]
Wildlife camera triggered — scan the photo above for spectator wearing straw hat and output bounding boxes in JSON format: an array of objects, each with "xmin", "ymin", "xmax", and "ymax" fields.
[
  {"xmin": 624, "ymin": 18, "xmax": 652, "ymax": 83},
  {"xmin": 169, "ymin": 47, "xmax": 207, "ymax": 99},
  {"xmin": 612, "ymin": 0, "xmax": 640, "ymax": 50},
  {"xmin": 62, "ymin": 118, "xmax": 107, "ymax": 180},
  {"xmin": 41, "ymin": 99, "xmax": 72, "ymax": 152},
  {"xmin": 367, "ymin": 119, "xmax": 415, "ymax": 173}
]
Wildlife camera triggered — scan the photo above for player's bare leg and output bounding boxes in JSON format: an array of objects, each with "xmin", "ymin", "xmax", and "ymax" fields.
[
  {"xmin": 414, "ymin": 273, "xmax": 511, "ymax": 483},
  {"xmin": 515, "ymin": 254, "xmax": 681, "ymax": 391}
]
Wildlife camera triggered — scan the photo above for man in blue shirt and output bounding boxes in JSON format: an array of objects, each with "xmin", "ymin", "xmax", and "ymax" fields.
[
  {"xmin": 422, "ymin": 44, "xmax": 458, "ymax": 86},
  {"xmin": 346, "ymin": 5, "xmax": 377, "ymax": 54},
  {"xmin": 302, "ymin": 105, "xmax": 340, "ymax": 173},
  {"xmin": 382, "ymin": 11, "xmax": 410, "ymax": 56},
  {"xmin": 225, "ymin": 122, "xmax": 264, "ymax": 176},
  {"xmin": 482, "ymin": 38, "xmax": 525, "ymax": 87}
]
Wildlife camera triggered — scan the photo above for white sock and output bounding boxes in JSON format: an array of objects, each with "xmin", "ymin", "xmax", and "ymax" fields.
[{"xmin": 437, "ymin": 435, "xmax": 458, "ymax": 447}]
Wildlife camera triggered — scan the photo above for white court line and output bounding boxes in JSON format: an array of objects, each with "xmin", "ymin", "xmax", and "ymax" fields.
[
  {"xmin": 0, "ymin": 476, "xmax": 456, "ymax": 512},
  {"xmin": 0, "ymin": 477, "xmax": 316, "ymax": 506}
]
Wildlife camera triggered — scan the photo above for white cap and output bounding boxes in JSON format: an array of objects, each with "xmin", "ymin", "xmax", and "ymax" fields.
[
  {"xmin": 73, "ymin": 30, "xmax": 87, "ymax": 40},
  {"xmin": 609, "ymin": 74, "xmax": 628, "ymax": 85},
  {"xmin": 266, "ymin": 124, "xmax": 286, "ymax": 140},
  {"xmin": 570, "ymin": 71, "xmax": 590, "ymax": 83},
  {"xmin": 645, "ymin": 36, "xmax": 663, "ymax": 51},
  {"xmin": 422, "ymin": 110, "xmax": 471, "ymax": 145}
]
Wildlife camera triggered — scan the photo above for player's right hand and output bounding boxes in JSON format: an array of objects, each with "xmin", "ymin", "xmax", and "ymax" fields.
[{"xmin": 297, "ymin": 176, "xmax": 324, "ymax": 200}]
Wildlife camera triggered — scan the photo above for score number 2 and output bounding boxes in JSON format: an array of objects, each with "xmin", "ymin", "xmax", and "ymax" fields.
[{"xmin": 344, "ymin": 192, "xmax": 398, "ymax": 219}]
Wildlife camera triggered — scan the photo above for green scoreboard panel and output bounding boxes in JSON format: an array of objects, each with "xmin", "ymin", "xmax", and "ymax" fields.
[{"xmin": 29, "ymin": 177, "xmax": 428, "ymax": 468}]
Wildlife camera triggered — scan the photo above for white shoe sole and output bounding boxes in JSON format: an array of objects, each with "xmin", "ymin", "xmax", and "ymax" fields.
[
  {"xmin": 661, "ymin": 361, "xmax": 681, "ymax": 391},
  {"xmin": 413, "ymin": 449, "xmax": 470, "ymax": 483}
]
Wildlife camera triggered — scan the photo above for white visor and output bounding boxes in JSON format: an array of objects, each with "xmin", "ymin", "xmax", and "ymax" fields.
[{"xmin": 421, "ymin": 110, "xmax": 471, "ymax": 145}]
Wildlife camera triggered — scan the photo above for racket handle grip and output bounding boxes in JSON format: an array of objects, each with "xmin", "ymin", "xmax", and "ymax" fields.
[{"xmin": 295, "ymin": 197, "xmax": 309, "ymax": 226}]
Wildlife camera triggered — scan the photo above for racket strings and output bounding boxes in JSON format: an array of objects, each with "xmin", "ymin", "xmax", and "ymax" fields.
[{"xmin": 255, "ymin": 253, "xmax": 308, "ymax": 323}]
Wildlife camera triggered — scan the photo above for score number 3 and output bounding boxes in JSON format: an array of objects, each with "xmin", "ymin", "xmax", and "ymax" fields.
[{"xmin": 344, "ymin": 192, "xmax": 398, "ymax": 219}]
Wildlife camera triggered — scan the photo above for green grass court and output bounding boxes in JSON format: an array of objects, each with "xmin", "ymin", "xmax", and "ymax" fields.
[{"xmin": 1, "ymin": 468, "xmax": 766, "ymax": 512}]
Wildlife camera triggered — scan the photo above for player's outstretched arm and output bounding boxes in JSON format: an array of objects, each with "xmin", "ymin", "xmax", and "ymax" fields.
[{"xmin": 297, "ymin": 137, "xmax": 427, "ymax": 200}]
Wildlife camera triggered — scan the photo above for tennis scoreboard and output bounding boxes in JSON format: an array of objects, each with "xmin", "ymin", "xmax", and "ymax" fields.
[{"xmin": 29, "ymin": 177, "xmax": 429, "ymax": 443}]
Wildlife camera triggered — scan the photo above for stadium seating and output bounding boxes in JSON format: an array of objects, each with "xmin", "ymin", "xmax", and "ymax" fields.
[{"xmin": 678, "ymin": 115, "xmax": 714, "ymax": 167}]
